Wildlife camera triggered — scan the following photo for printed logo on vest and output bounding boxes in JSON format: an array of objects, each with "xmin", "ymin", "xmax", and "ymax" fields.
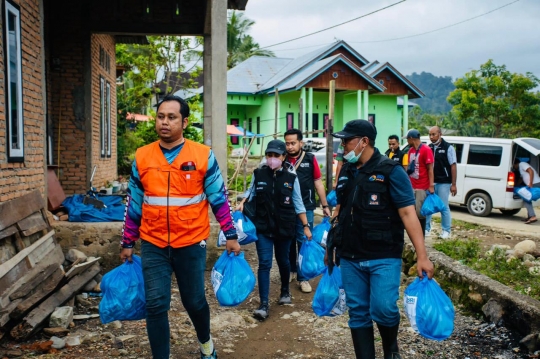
[
  {"xmin": 257, "ymin": 182, "xmax": 267, "ymax": 186},
  {"xmin": 283, "ymin": 182, "xmax": 293, "ymax": 189},
  {"xmin": 300, "ymin": 163, "xmax": 310, "ymax": 168},
  {"xmin": 369, "ymin": 174, "xmax": 385, "ymax": 182},
  {"xmin": 284, "ymin": 196, "xmax": 291, "ymax": 204},
  {"xmin": 369, "ymin": 194, "xmax": 379, "ymax": 205}
]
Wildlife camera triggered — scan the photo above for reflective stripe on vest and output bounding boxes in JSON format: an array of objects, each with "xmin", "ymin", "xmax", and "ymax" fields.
[{"xmin": 143, "ymin": 193, "xmax": 207, "ymax": 206}]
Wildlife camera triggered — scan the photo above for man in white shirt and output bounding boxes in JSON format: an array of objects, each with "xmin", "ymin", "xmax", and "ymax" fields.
[{"xmin": 513, "ymin": 159, "xmax": 540, "ymax": 224}]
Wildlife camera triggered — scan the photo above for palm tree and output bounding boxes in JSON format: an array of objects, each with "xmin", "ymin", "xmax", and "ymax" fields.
[{"xmin": 227, "ymin": 11, "xmax": 275, "ymax": 69}]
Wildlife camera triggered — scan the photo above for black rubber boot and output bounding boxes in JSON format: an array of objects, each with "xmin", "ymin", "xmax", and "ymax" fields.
[
  {"xmin": 350, "ymin": 327, "xmax": 375, "ymax": 359},
  {"xmin": 377, "ymin": 324, "xmax": 401, "ymax": 359}
]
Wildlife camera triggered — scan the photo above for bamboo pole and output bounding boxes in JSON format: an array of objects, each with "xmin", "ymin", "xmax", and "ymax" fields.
[{"xmin": 326, "ymin": 80, "xmax": 335, "ymax": 192}]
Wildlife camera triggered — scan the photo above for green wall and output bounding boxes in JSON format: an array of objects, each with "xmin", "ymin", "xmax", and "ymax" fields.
[{"xmin": 367, "ymin": 95, "xmax": 400, "ymax": 149}]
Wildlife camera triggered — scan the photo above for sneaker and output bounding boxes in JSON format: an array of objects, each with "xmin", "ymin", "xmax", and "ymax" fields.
[
  {"xmin": 200, "ymin": 350, "xmax": 217, "ymax": 359},
  {"xmin": 289, "ymin": 272, "xmax": 296, "ymax": 283},
  {"xmin": 253, "ymin": 303, "xmax": 269, "ymax": 320},
  {"xmin": 278, "ymin": 291, "xmax": 292, "ymax": 305},
  {"xmin": 439, "ymin": 231, "xmax": 450, "ymax": 239},
  {"xmin": 299, "ymin": 281, "xmax": 312, "ymax": 293},
  {"xmin": 424, "ymin": 230, "xmax": 431, "ymax": 237}
]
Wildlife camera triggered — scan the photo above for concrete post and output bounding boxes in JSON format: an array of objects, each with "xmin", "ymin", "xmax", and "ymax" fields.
[
  {"xmin": 357, "ymin": 90, "xmax": 362, "ymax": 118},
  {"xmin": 301, "ymin": 87, "xmax": 306, "ymax": 133},
  {"xmin": 203, "ymin": 0, "xmax": 228, "ymax": 180},
  {"xmin": 403, "ymin": 95, "xmax": 409, "ymax": 145},
  {"xmin": 363, "ymin": 90, "xmax": 369, "ymax": 120},
  {"xmin": 308, "ymin": 87, "xmax": 313, "ymax": 136}
]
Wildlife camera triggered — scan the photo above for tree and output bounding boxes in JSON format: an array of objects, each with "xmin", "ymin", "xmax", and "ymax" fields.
[
  {"xmin": 447, "ymin": 60, "xmax": 540, "ymax": 138},
  {"xmin": 227, "ymin": 11, "xmax": 275, "ymax": 69}
]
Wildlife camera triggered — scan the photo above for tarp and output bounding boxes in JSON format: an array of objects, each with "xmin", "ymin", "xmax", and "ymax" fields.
[{"xmin": 62, "ymin": 194, "xmax": 126, "ymax": 222}]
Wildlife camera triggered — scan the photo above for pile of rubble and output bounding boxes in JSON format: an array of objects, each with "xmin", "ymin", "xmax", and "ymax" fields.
[{"xmin": 486, "ymin": 239, "xmax": 540, "ymax": 275}]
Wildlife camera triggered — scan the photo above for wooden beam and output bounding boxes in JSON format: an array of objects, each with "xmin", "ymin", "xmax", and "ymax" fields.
[
  {"xmin": 0, "ymin": 190, "xmax": 44, "ymax": 232},
  {"xmin": 64, "ymin": 257, "xmax": 101, "ymax": 280},
  {"xmin": 326, "ymin": 80, "xmax": 336, "ymax": 192},
  {"xmin": 0, "ymin": 226, "xmax": 18, "ymax": 242},
  {"xmin": 9, "ymin": 264, "xmax": 60, "ymax": 301},
  {"xmin": 17, "ymin": 213, "xmax": 48, "ymax": 237},
  {"xmin": 10, "ymin": 263, "xmax": 101, "ymax": 340}
]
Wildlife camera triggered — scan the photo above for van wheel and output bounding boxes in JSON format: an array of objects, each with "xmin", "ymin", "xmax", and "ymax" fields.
[
  {"xmin": 467, "ymin": 193, "xmax": 492, "ymax": 217},
  {"xmin": 500, "ymin": 209, "xmax": 521, "ymax": 216}
]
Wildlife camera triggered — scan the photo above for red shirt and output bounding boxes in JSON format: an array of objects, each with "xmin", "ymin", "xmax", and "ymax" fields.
[
  {"xmin": 407, "ymin": 144, "xmax": 434, "ymax": 190},
  {"xmin": 288, "ymin": 153, "xmax": 322, "ymax": 180}
]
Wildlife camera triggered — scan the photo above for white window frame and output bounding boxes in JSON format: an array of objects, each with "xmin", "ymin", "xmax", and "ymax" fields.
[{"xmin": 4, "ymin": 0, "xmax": 24, "ymax": 162}]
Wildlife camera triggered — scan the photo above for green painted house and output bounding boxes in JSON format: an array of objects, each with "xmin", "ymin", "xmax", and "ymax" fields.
[{"xmin": 180, "ymin": 40, "xmax": 424, "ymax": 154}]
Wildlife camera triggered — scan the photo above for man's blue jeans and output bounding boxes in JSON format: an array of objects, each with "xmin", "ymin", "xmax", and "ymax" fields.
[
  {"xmin": 426, "ymin": 183, "xmax": 452, "ymax": 233},
  {"xmin": 141, "ymin": 240, "xmax": 210, "ymax": 359},
  {"xmin": 289, "ymin": 210, "xmax": 314, "ymax": 282},
  {"xmin": 340, "ymin": 257, "xmax": 402, "ymax": 329},
  {"xmin": 255, "ymin": 233, "xmax": 292, "ymax": 304}
]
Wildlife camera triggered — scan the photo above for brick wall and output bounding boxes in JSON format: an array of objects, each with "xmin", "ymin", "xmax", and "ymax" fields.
[{"xmin": 0, "ymin": 0, "xmax": 46, "ymax": 203}]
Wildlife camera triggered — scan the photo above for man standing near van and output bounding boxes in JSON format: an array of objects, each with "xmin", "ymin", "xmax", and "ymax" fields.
[
  {"xmin": 426, "ymin": 126, "xmax": 457, "ymax": 239},
  {"xmin": 284, "ymin": 129, "xmax": 332, "ymax": 293},
  {"xmin": 513, "ymin": 159, "xmax": 540, "ymax": 224},
  {"xmin": 404, "ymin": 129, "xmax": 434, "ymax": 237}
]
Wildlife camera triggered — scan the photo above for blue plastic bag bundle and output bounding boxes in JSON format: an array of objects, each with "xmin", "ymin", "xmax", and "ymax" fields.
[
  {"xmin": 217, "ymin": 210, "xmax": 258, "ymax": 246},
  {"xmin": 326, "ymin": 190, "xmax": 337, "ymax": 207},
  {"xmin": 312, "ymin": 217, "xmax": 332, "ymax": 247},
  {"xmin": 211, "ymin": 251, "xmax": 256, "ymax": 307},
  {"xmin": 404, "ymin": 275, "xmax": 455, "ymax": 341},
  {"xmin": 298, "ymin": 239, "xmax": 326, "ymax": 280},
  {"xmin": 99, "ymin": 254, "xmax": 146, "ymax": 324},
  {"xmin": 514, "ymin": 186, "xmax": 540, "ymax": 203},
  {"xmin": 420, "ymin": 192, "xmax": 446, "ymax": 217},
  {"xmin": 312, "ymin": 267, "xmax": 347, "ymax": 317}
]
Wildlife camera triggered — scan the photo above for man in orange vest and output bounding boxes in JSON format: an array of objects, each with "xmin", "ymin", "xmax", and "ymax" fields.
[{"xmin": 120, "ymin": 95, "xmax": 240, "ymax": 359}]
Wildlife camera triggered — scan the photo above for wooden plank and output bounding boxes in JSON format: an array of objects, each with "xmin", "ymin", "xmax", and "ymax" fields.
[
  {"xmin": 0, "ymin": 231, "xmax": 55, "ymax": 280},
  {"xmin": 10, "ymin": 263, "xmax": 100, "ymax": 340},
  {"xmin": 10, "ymin": 266, "xmax": 65, "ymax": 320},
  {"xmin": 0, "ymin": 190, "xmax": 44, "ymax": 232},
  {"xmin": 65, "ymin": 257, "xmax": 101, "ymax": 279},
  {"xmin": 0, "ymin": 244, "xmax": 64, "ymax": 309},
  {"xmin": 10, "ymin": 264, "xmax": 60, "ymax": 300},
  {"xmin": 0, "ymin": 225, "xmax": 18, "ymax": 241},
  {"xmin": 13, "ymin": 232, "xmax": 26, "ymax": 252},
  {"xmin": 17, "ymin": 212, "xmax": 48, "ymax": 237},
  {"xmin": 0, "ymin": 299, "xmax": 22, "ymax": 327}
]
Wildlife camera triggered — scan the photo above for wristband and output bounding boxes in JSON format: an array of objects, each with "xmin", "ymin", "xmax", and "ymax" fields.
[
  {"xmin": 322, "ymin": 205, "xmax": 329, "ymax": 208},
  {"xmin": 302, "ymin": 223, "xmax": 310, "ymax": 228}
]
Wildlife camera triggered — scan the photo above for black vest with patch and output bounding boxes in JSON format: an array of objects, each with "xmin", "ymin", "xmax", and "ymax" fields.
[
  {"xmin": 429, "ymin": 139, "xmax": 452, "ymax": 184},
  {"xmin": 287, "ymin": 151, "xmax": 317, "ymax": 210},
  {"xmin": 252, "ymin": 166, "xmax": 297, "ymax": 239},
  {"xmin": 335, "ymin": 150, "xmax": 405, "ymax": 260}
]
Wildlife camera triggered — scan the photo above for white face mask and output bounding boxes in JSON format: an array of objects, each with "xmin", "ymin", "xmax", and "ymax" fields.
[{"xmin": 343, "ymin": 138, "xmax": 365, "ymax": 164}]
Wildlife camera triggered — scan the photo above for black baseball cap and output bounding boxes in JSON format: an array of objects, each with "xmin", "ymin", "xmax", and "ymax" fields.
[
  {"xmin": 265, "ymin": 139, "xmax": 286, "ymax": 155},
  {"xmin": 332, "ymin": 119, "xmax": 377, "ymax": 141},
  {"xmin": 403, "ymin": 129, "xmax": 421, "ymax": 139}
]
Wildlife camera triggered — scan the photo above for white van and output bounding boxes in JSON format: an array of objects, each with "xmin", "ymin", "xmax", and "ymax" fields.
[{"xmin": 404, "ymin": 136, "xmax": 540, "ymax": 217}]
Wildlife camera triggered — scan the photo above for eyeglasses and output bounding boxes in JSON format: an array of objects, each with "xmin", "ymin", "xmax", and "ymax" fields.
[{"xmin": 341, "ymin": 137, "xmax": 361, "ymax": 146}]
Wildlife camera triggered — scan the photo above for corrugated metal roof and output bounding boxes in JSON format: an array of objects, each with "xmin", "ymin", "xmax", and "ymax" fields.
[{"xmin": 227, "ymin": 56, "xmax": 292, "ymax": 93}]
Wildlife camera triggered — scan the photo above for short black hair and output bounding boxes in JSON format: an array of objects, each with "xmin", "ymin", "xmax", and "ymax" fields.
[
  {"xmin": 157, "ymin": 95, "xmax": 190, "ymax": 119},
  {"xmin": 388, "ymin": 134, "xmax": 399, "ymax": 142},
  {"xmin": 284, "ymin": 128, "xmax": 303, "ymax": 141}
]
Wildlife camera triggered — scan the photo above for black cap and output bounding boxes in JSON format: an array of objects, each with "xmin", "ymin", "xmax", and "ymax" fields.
[
  {"xmin": 332, "ymin": 119, "xmax": 377, "ymax": 141},
  {"xmin": 403, "ymin": 129, "xmax": 421, "ymax": 139},
  {"xmin": 265, "ymin": 139, "xmax": 286, "ymax": 155}
]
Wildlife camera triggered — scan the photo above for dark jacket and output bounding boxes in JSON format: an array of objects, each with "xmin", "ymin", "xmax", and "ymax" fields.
[
  {"xmin": 335, "ymin": 149, "xmax": 405, "ymax": 260},
  {"xmin": 384, "ymin": 147, "xmax": 404, "ymax": 165},
  {"xmin": 252, "ymin": 166, "xmax": 297, "ymax": 240},
  {"xmin": 429, "ymin": 139, "xmax": 452, "ymax": 184},
  {"xmin": 287, "ymin": 151, "xmax": 316, "ymax": 210}
]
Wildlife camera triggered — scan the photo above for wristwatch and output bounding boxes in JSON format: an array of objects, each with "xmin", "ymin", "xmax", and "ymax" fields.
[
  {"xmin": 302, "ymin": 223, "xmax": 310, "ymax": 228},
  {"xmin": 322, "ymin": 205, "xmax": 329, "ymax": 208}
]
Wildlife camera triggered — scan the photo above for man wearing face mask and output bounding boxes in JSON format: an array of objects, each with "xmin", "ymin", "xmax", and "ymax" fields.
[
  {"xmin": 237, "ymin": 139, "xmax": 312, "ymax": 321},
  {"xmin": 330, "ymin": 120, "xmax": 434, "ymax": 359}
]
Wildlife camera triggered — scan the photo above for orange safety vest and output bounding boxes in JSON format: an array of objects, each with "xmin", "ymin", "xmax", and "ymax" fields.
[{"xmin": 135, "ymin": 139, "xmax": 210, "ymax": 248}]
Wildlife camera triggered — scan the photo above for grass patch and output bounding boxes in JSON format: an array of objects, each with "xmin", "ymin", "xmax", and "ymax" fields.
[
  {"xmin": 434, "ymin": 238, "xmax": 540, "ymax": 301},
  {"xmin": 452, "ymin": 218, "xmax": 483, "ymax": 231}
]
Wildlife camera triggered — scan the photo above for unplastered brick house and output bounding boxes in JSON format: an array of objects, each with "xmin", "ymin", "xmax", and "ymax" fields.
[{"xmin": 0, "ymin": 0, "xmax": 245, "ymax": 205}]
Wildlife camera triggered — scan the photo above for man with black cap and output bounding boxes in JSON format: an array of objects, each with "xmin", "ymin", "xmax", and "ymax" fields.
[
  {"xmin": 329, "ymin": 120, "xmax": 434, "ymax": 359},
  {"xmin": 404, "ymin": 129, "xmax": 435, "ymax": 237},
  {"xmin": 237, "ymin": 139, "xmax": 312, "ymax": 321}
]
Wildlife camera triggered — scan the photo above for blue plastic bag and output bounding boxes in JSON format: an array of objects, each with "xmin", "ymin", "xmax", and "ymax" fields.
[
  {"xmin": 218, "ymin": 211, "xmax": 258, "ymax": 246},
  {"xmin": 312, "ymin": 217, "xmax": 331, "ymax": 247},
  {"xmin": 312, "ymin": 267, "xmax": 347, "ymax": 317},
  {"xmin": 211, "ymin": 251, "xmax": 256, "ymax": 307},
  {"xmin": 514, "ymin": 186, "xmax": 540, "ymax": 203},
  {"xmin": 99, "ymin": 255, "xmax": 146, "ymax": 324},
  {"xmin": 420, "ymin": 192, "xmax": 446, "ymax": 217},
  {"xmin": 404, "ymin": 275, "xmax": 455, "ymax": 341},
  {"xmin": 298, "ymin": 239, "xmax": 326, "ymax": 280},
  {"xmin": 326, "ymin": 190, "xmax": 337, "ymax": 207}
]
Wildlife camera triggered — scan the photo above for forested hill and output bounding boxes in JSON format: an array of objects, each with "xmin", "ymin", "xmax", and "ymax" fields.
[{"xmin": 406, "ymin": 72, "xmax": 455, "ymax": 114}]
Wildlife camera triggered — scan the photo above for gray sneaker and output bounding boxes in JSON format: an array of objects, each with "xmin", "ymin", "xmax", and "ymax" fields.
[
  {"xmin": 253, "ymin": 303, "xmax": 269, "ymax": 320},
  {"xmin": 278, "ymin": 291, "xmax": 292, "ymax": 305}
]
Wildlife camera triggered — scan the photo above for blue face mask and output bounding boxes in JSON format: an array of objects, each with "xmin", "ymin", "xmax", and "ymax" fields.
[{"xmin": 343, "ymin": 138, "xmax": 365, "ymax": 164}]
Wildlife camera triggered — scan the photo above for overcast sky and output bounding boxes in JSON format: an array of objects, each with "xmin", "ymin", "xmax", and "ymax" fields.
[{"xmin": 242, "ymin": 0, "xmax": 539, "ymax": 81}]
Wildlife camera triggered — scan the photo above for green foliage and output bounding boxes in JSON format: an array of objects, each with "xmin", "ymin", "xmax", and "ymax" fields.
[
  {"xmin": 434, "ymin": 239, "xmax": 540, "ymax": 301},
  {"xmin": 227, "ymin": 11, "xmax": 275, "ymax": 69},
  {"xmin": 406, "ymin": 72, "xmax": 455, "ymax": 114},
  {"xmin": 448, "ymin": 60, "xmax": 540, "ymax": 138}
]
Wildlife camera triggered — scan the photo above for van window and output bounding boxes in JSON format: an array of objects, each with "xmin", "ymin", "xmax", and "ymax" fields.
[
  {"xmin": 467, "ymin": 145, "xmax": 502, "ymax": 166},
  {"xmin": 452, "ymin": 143, "xmax": 464, "ymax": 163}
]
